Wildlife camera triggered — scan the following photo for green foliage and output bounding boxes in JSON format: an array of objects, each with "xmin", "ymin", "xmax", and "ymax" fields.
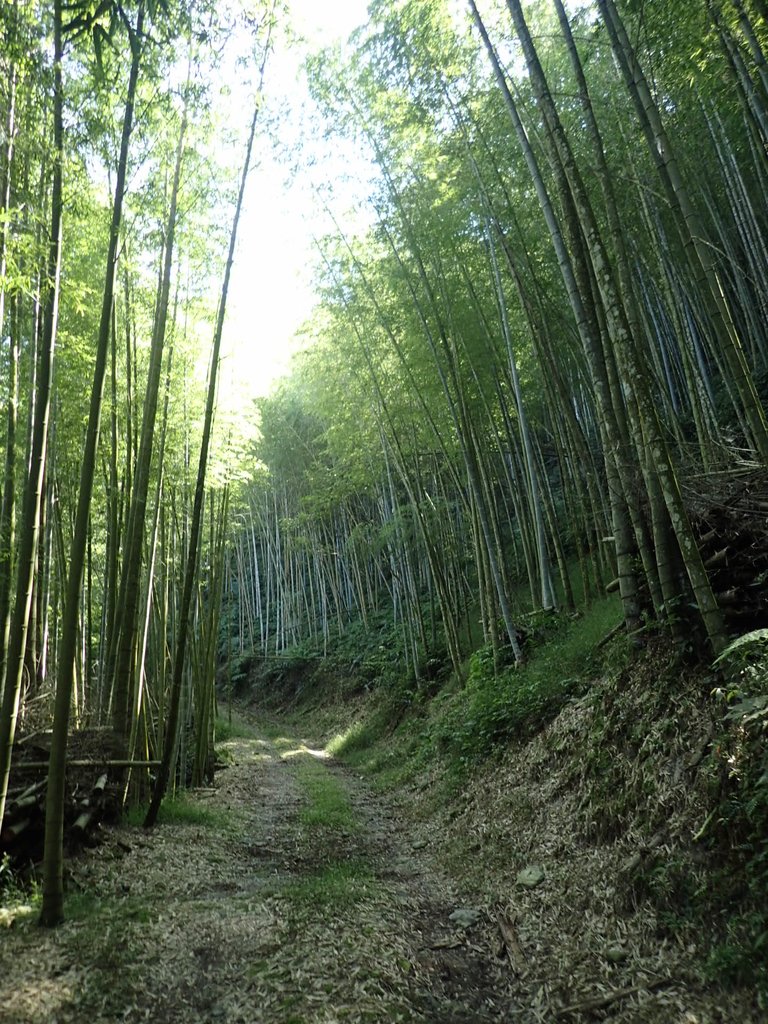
[
  {"xmin": 293, "ymin": 755, "xmax": 358, "ymax": 832},
  {"xmin": 124, "ymin": 794, "xmax": 233, "ymax": 830},
  {"xmin": 281, "ymin": 860, "xmax": 375, "ymax": 908},
  {"xmin": 714, "ymin": 628, "xmax": 768, "ymax": 667},
  {"xmin": 433, "ymin": 600, "xmax": 621, "ymax": 769}
]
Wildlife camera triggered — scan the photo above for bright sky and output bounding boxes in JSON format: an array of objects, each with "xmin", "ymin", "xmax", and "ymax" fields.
[{"xmin": 220, "ymin": 0, "xmax": 372, "ymax": 406}]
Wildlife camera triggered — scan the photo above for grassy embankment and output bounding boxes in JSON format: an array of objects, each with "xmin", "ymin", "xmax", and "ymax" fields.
[{"xmin": 243, "ymin": 597, "xmax": 768, "ymax": 1005}]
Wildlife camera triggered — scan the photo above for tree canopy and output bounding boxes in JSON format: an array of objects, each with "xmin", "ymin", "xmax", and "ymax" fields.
[{"xmin": 2, "ymin": 0, "xmax": 768, "ymax": 927}]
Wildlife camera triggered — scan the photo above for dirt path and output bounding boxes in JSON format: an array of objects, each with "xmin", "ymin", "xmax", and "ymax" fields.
[{"xmin": 0, "ymin": 727, "xmax": 517, "ymax": 1024}]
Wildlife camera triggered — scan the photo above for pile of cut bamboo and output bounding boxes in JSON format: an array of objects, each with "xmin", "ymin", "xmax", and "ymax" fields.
[
  {"xmin": 1, "ymin": 729, "xmax": 159, "ymax": 866},
  {"xmin": 692, "ymin": 470, "xmax": 768, "ymax": 633},
  {"xmin": 1, "ymin": 769, "xmax": 110, "ymax": 865}
]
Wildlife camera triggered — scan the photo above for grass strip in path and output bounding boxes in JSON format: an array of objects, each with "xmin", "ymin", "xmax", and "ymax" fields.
[{"xmin": 0, "ymin": 725, "xmax": 516, "ymax": 1024}]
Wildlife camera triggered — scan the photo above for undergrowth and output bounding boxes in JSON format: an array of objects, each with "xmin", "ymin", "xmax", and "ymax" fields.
[
  {"xmin": 316, "ymin": 606, "xmax": 768, "ymax": 1008},
  {"xmin": 214, "ymin": 710, "xmax": 259, "ymax": 742},
  {"xmin": 0, "ymin": 854, "xmax": 39, "ymax": 926},
  {"xmin": 433, "ymin": 599, "xmax": 621, "ymax": 771},
  {"xmin": 282, "ymin": 748, "xmax": 371, "ymax": 905},
  {"xmin": 236, "ymin": 590, "xmax": 768, "ymax": 1007},
  {"xmin": 578, "ymin": 627, "xmax": 768, "ymax": 1007},
  {"xmin": 64, "ymin": 890, "xmax": 154, "ymax": 926},
  {"xmin": 703, "ymin": 630, "xmax": 768, "ymax": 1003},
  {"xmin": 327, "ymin": 598, "xmax": 622, "ymax": 786},
  {"xmin": 243, "ymin": 605, "xmax": 452, "ymax": 716},
  {"xmin": 124, "ymin": 794, "xmax": 233, "ymax": 830},
  {"xmin": 230, "ymin": 588, "xmax": 768, "ymax": 1009},
  {"xmin": 281, "ymin": 860, "xmax": 375, "ymax": 908}
]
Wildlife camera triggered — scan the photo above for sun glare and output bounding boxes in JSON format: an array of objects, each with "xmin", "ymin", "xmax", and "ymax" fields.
[{"xmin": 220, "ymin": 0, "xmax": 371, "ymax": 405}]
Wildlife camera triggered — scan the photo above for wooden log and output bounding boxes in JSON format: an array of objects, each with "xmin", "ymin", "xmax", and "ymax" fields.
[
  {"xmin": 0, "ymin": 816, "xmax": 32, "ymax": 843},
  {"xmin": 14, "ymin": 779, "xmax": 48, "ymax": 801},
  {"xmin": 554, "ymin": 977, "xmax": 673, "ymax": 1017},
  {"xmin": 6, "ymin": 793, "xmax": 43, "ymax": 817},
  {"xmin": 731, "ymin": 568, "xmax": 766, "ymax": 585},
  {"xmin": 726, "ymin": 607, "xmax": 767, "ymax": 619},
  {"xmin": 16, "ymin": 730, "xmax": 50, "ymax": 747},
  {"xmin": 496, "ymin": 907, "xmax": 526, "ymax": 972},
  {"xmin": 595, "ymin": 621, "xmax": 626, "ymax": 650},
  {"xmin": 704, "ymin": 547, "xmax": 729, "ymax": 569},
  {"xmin": 72, "ymin": 808, "xmax": 98, "ymax": 838},
  {"xmin": 71, "ymin": 774, "xmax": 110, "ymax": 841},
  {"xmin": 698, "ymin": 528, "xmax": 718, "ymax": 546},
  {"xmin": 6, "ymin": 779, "xmax": 47, "ymax": 817},
  {"xmin": 74, "ymin": 773, "xmax": 109, "ymax": 813},
  {"xmin": 91, "ymin": 773, "xmax": 108, "ymax": 798},
  {"xmin": 5, "ymin": 784, "xmax": 30, "ymax": 801}
]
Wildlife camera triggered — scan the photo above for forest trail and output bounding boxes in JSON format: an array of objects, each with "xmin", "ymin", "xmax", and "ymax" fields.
[{"xmin": 0, "ymin": 726, "xmax": 517, "ymax": 1024}]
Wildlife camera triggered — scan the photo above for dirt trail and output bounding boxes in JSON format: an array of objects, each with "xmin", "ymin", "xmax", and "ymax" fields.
[{"xmin": 0, "ymin": 728, "xmax": 516, "ymax": 1024}]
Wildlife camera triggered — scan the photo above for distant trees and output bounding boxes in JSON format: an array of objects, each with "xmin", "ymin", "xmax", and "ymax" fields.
[
  {"xmin": 2, "ymin": 0, "xmax": 767, "ymax": 923},
  {"xmin": 230, "ymin": 0, "xmax": 768, "ymax": 678}
]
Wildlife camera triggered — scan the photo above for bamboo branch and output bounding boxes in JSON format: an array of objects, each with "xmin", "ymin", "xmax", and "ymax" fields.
[
  {"xmin": 16, "ymin": 759, "xmax": 160, "ymax": 770},
  {"xmin": 555, "ymin": 978, "xmax": 673, "ymax": 1017}
]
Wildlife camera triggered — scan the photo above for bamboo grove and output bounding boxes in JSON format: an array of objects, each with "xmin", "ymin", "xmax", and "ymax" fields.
[
  {"xmin": 0, "ymin": 0, "xmax": 277, "ymax": 923},
  {"xmin": 228, "ymin": 0, "xmax": 768, "ymax": 685},
  {"xmin": 3, "ymin": 0, "xmax": 768, "ymax": 926}
]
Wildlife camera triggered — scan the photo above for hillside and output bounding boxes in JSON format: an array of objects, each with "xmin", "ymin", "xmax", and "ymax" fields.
[
  {"xmin": 2, "ymin": 2, "xmax": 768, "ymax": 1010},
  {"xmin": 241, "ymin": 604, "xmax": 768, "ymax": 1020}
]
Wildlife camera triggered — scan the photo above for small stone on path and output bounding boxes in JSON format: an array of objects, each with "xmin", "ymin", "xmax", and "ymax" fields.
[
  {"xmin": 449, "ymin": 907, "xmax": 482, "ymax": 928},
  {"xmin": 516, "ymin": 865, "xmax": 545, "ymax": 888}
]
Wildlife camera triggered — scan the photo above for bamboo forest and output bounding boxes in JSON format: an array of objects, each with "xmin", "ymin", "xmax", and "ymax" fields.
[{"xmin": 1, "ymin": 0, "xmax": 768, "ymax": 1021}]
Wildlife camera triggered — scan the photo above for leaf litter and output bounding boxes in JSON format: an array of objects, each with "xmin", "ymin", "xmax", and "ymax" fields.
[
  {"xmin": 0, "ymin": 732, "xmax": 517, "ymax": 1023},
  {"xmin": 1, "ymin": 678, "xmax": 763, "ymax": 1024}
]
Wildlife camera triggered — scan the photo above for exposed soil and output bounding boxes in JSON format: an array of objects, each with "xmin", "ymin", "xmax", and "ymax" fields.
[
  {"xmin": 0, "ymin": 705, "xmax": 762, "ymax": 1024},
  {"xmin": 0, "ymin": 728, "xmax": 517, "ymax": 1024},
  {"xmin": 380, "ymin": 642, "xmax": 767, "ymax": 1024}
]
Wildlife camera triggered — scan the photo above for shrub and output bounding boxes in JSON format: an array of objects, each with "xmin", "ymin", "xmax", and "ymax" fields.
[{"xmin": 433, "ymin": 598, "xmax": 621, "ymax": 769}]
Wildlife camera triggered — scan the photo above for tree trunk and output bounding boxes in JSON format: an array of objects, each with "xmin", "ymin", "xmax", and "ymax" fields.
[
  {"xmin": 598, "ymin": 0, "xmax": 768, "ymax": 462},
  {"xmin": 110, "ymin": 98, "xmax": 187, "ymax": 746},
  {"xmin": 40, "ymin": 3, "xmax": 145, "ymax": 927},
  {"xmin": 144, "ymin": 63, "xmax": 269, "ymax": 826},
  {"xmin": 0, "ymin": 7, "xmax": 63, "ymax": 833}
]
